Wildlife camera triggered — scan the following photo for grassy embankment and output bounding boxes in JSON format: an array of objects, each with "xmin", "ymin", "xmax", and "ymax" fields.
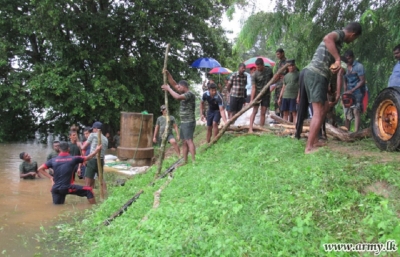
[{"xmin": 42, "ymin": 127, "xmax": 400, "ymax": 256}]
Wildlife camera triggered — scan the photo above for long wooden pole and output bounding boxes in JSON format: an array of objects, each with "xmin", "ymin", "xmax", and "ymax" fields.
[
  {"xmin": 208, "ymin": 63, "xmax": 290, "ymax": 146},
  {"xmin": 103, "ymin": 156, "xmax": 183, "ymax": 226},
  {"xmin": 156, "ymin": 43, "xmax": 171, "ymax": 176},
  {"xmin": 97, "ymin": 129, "xmax": 105, "ymax": 200}
]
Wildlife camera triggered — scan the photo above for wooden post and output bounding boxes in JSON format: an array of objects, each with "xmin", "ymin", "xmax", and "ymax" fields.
[
  {"xmin": 156, "ymin": 43, "xmax": 171, "ymax": 176},
  {"xmin": 208, "ymin": 63, "xmax": 290, "ymax": 147},
  {"xmin": 97, "ymin": 129, "xmax": 105, "ymax": 200}
]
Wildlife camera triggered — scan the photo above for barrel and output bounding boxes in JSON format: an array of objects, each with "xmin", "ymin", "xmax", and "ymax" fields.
[{"xmin": 118, "ymin": 112, "xmax": 154, "ymax": 166}]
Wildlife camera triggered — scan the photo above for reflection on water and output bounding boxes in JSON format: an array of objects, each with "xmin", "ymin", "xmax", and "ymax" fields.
[{"xmin": 0, "ymin": 139, "xmax": 90, "ymax": 256}]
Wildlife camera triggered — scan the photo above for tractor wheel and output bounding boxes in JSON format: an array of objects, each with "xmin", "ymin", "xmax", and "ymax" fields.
[{"xmin": 371, "ymin": 87, "xmax": 400, "ymax": 151}]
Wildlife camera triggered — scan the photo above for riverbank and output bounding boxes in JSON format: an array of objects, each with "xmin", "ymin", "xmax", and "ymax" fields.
[{"xmin": 33, "ymin": 127, "xmax": 400, "ymax": 256}]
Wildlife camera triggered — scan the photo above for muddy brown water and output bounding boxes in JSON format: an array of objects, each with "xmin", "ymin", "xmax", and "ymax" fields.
[{"xmin": 0, "ymin": 141, "xmax": 91, "ymax": 256}]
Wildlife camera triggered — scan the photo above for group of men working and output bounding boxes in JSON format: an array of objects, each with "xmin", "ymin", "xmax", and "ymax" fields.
[
  {"xmin": 19, "ymin": 122, "xmax": 108, "ymax": 204},
  {"xmin": 159, "ymin": 21, "xmax": 400, "ymax": 155},
  {"xmin": 19, "ymin": 22, "xmax": 400, "ymax": 204}
]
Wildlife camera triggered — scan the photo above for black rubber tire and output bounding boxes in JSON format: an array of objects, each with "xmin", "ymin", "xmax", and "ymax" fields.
[{"xmin": 371, "ymin": 87, "xmax": 400, "ymax": 151}]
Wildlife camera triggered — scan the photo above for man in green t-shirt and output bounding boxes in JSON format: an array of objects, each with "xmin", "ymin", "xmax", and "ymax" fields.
[
  {"xmin": 273, "ymin": 48, "xmax": 288, "ymax": 117},
  {"xmin": 113, "ymin": 130, "xmax": 120, "ymax": 148},
  {"xmin": 46, "ymin": 141, "xmax": 60, "ymax": 161},
  {"xmin": 19, "ymin": 152, "xmax": 41, "ymax": 179},
  {"xmin": 46, "ymin": 140, "xmax": 60, "ymax": 176},
  {"xmin": 249, "ymin": 57, "xmax": 273, "ymax": 133},
  {"xmin": 278, "ymin": 60, "xmax": 300, "ymax": 124},
  {"xmin": 301, "ymin": 22, "xmax": 362, "ymax": 154},
  {"xmin": 68, "ymin": 129, "xmax": 82, "ymax": 180},
  {"xmin": 153, "ymin": 105, "xmax": 180, "ymax": 156},
  {"xmin": 163, "ymin": 70, "xmax": 196, "ymax": 164}
]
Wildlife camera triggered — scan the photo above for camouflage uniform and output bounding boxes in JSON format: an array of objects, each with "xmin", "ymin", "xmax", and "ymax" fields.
[
  {"xmin": 46, "ymin": 151, "xmax": 59, "ymax": 161},
  {"xmin": 273, "ymin": 57, "xmax": 287, "ymax": 115},
  {"xmin": 305, "ymin": 30, "xmax": 345, "ymax": 103},
  {"xmin": 252, "ymin": 66, "xmax": 273, "ymax": 106},
  {"xmin": 19, "ymin": 161, "xmax": 38, "ymax": 179},
  {"xmin": 179, "ymin": 91, "xmax": 196, "ymax": 140},
  {"xmin": 155, "ymin": 115, "xmax": 177, "ymax": 143}
]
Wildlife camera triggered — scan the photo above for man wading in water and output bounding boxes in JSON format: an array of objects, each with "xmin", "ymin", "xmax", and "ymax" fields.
[
  {"xmin": 19, "ymin": 152, "xmax": 42, "ymax": 179},
  {"xmin": 38, "ymin": 141, "xmax": 102, "ymax": 204}
]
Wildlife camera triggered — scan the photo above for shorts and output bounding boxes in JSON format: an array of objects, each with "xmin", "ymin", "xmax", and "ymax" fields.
[
  {"xmin": 157, "ymin": 134, "xmax": 175, "ymax": 145},
  {"xmin": 281, "ymin": 98, "xmax": 297, "ymax": 112},
  {"xmin": 85, "ymin": 158, "xmax": 104, "ymax": 179},
  {"xmin": 246, "ymin": 95, "xmax": 251, "ymax": 103},
  {"xmin": 230, "ymin": 96, "xmax": 245, "ymax": 112},
  {"xmin": 180, "ymin": 121, "xmax": 196, "ymax": 140},
  {"xmin": 51, "ymin": 184, "xmax": 94, "ymax": 204},
  {"xmin": 304, "ymin": 69, "xmax": 329, "ymax": 104},
  {"xmin": 255, "ymin": 94, "xmax": 270, "ymax": 107},
  {"xmin": 224, "ymin": 103, "xmax": 230, "ymax": 111},
  {"xmin": 207, "ymin": 110, "xmax": 221, "ymax": 126}
]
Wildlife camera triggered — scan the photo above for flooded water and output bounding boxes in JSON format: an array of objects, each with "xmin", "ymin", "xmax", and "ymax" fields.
[{"xmin": 0, "ymin": 141, "xmax": 90, "ymax": 256}]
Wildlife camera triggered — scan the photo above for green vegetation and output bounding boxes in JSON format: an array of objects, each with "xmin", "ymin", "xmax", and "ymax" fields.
[
  {"xmin": 0, "ymin": 0, "xmax": 235, "ymax": 141},
  {"xmin": 38, "ymin": 131, "xmax": 400, "ymax": 256},
  {"xmin": 231, "ymin": 0, "xmax": 400, "ymax": 129}
]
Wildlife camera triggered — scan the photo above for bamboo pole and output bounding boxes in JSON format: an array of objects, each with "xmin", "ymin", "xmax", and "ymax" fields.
[
  {"xmin": 103, "ymin": 157, "xmax": 183, "ymax": 226},
  {"xmin": 156, "ymin": 43, "xmax": 171, "ymax": 177},
  {"xmin": 208, "ymin": 63, "xmax": 290, "ymax": 147},
  {"xmin": 103, "ymin": 189, "xmax": 144, "ymax": 225},
  {"xmin": 97, "ymin": 130, "xmax": 105, "ymax": 200}
]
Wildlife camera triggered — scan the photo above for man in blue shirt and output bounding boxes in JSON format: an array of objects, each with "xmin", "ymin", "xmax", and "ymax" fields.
[
  {"xmin": 388, "ymin": 44, "xmax": 400, "ymax": 87},
  {"xmin": 343, "ymin": 50, "xmax": 365, "ymax": 132},
  {"xmin": 200, "ymin": 83, "xmax": 228, "ymax": 143},
  {"xmin": 38, "ymin": 141, "xmax": 102, "ymax": 204}
]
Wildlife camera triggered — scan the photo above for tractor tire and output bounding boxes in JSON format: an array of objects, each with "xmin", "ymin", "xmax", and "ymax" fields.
[{"xmin": 371, "ymin": 87, "xmax": 400, "ymax": 151}]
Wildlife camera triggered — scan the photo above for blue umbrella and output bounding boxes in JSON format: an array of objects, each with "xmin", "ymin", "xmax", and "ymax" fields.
[{"xmin": 191, "ymin": 57, "xmax": 221, "ymax": 69}]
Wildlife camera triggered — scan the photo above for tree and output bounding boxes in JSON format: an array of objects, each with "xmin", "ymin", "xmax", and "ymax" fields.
[
  {"xmin": 0, "ymin": 0, "xmax": 234, "ymax": 141},
  {"xmin": 233, "ymin": 0, "xmax": 400, "ymax": 127}
]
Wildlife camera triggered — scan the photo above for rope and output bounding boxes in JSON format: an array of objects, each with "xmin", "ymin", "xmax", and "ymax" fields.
[{"xmin": 133, "ymin": 114, "xmax": 144, "ymax": 160}]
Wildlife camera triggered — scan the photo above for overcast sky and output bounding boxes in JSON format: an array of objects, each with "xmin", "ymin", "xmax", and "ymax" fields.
[{"xmin": 221, "ymin": 0, "xmax": 275, "ymax": 41}]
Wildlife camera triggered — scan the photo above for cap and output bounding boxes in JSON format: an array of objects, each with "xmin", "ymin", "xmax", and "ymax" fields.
[
  {"xmin": 286, "ymin": 59, "xmax": 295, "ymax": 66},
  {"xmin": 160, "ymin": 105, "xmax": 166, "ymax": 112},
  {"xmin": 91, "ymin": 121, "xmax": 102, "ymax": 130}
]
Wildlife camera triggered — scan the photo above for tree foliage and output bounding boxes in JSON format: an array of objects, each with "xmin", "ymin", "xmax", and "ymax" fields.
[
  {"xmin": 0, "ymin": 0, "xmax": 234, "ymax": 141},
  {"xmin": 234, "ymin": 0, "xmax": 400, "ymax": 126}
]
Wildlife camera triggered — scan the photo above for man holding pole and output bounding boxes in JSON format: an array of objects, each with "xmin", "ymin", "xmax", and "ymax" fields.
[
  {"xmin": 301, "ymin": 22, "xmax": 362, "ymax": 154},
  {"xmin": 200, "ymin": 83, "xmax": 228, "ymax": 143},
  {"xmin": 81, "ymin": 121, "xmax": 108, "ymax": 191},
  {"xmin": 249, "ymin": 58, "xmax": 273, "ymax": 133},
  {"xmin": 162, "ymin": 71, "xmax": 196, "ymax": 164}
]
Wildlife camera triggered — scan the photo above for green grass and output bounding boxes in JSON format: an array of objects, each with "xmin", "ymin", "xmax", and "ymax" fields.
[{"xmin": 39, "ymin": 132, "xmax": 400, "ymax": 256}]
